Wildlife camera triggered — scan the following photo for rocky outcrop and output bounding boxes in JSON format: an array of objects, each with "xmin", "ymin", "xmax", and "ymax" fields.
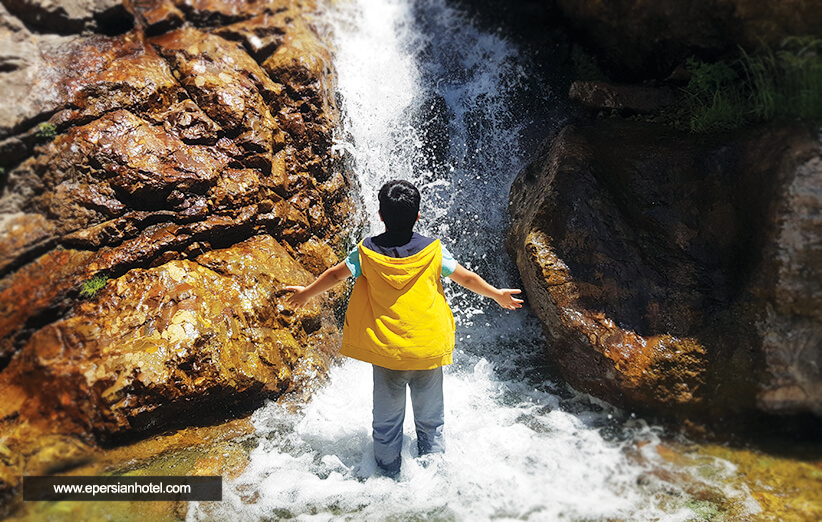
[
  {"xmin": 0, "ymin": 235, "xmax": 338, "ymax": 443},
  {"xmin": 507, "ymin": 119, "xmax": 822, "ymax": 418},
  {"xmin": 553, "ymin": 0, "xmax": 822, "ymax": 78},
  {"xmin": 0, "ymin": 0, "xmax": 353, "ymax": 456},
  {"xmin": 569, "ymin": 81, "xmax": 674, "ymax": 114}
]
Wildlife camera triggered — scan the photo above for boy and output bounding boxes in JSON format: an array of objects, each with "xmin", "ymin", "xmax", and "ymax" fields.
[{"xmin": 286, "ymin": 180, "xmax": 522, "ymax": 477}]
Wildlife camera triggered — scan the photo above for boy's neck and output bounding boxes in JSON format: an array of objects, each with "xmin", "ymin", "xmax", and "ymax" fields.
[{"xmin": 373, "ymin": 229, "xmax": 415, "ymax": 247}]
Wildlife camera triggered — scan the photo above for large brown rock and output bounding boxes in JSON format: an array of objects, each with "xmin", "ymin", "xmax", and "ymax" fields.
[
  {"xmin": 507, "ymin": 119, "xmax": 822, "ymax": 418},
  {"xmin": 0, "ymin": 0, "xmax": 352, "ymax": 458},
  {"xmin": 553, "ymin": 0, "xmax": 822, "ymax": 78},
  {"xmin": 0, "ymin": 20, "xmax": 182, "ymax": 169},
  {"xmin": 0, "ymin": 235, "xmax": 337, "ymax": 442}
]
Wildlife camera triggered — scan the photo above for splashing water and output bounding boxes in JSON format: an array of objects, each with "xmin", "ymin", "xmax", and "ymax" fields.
[{"xmin": 188, "ymin": 0, "xmax": 760, "ymax": 519}]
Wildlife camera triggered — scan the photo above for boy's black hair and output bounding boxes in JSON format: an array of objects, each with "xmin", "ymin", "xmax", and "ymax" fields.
[{"xmin": 378, "ymin": 180, "xmax": 420, "ymax": 233}]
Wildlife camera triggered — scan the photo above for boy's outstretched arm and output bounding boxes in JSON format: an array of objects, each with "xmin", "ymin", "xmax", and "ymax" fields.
[
  {"xmin": 286, "ymin": 262, "xmax": 351, "ymax": 307},
  {"xmin": 447, "ymin": 263, "xmax": 523, "ymax": 310}
]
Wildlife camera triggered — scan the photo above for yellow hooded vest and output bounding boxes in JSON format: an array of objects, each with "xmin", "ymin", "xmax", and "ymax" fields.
[{"xmin": 340, "ymin": 239, "xmax": 456, "ymax": 370}]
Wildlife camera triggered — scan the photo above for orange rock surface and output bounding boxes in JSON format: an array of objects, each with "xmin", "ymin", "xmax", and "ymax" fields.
[{"xmin": 0, "ymin": 0, "xmax": 353, "ymax": 507}]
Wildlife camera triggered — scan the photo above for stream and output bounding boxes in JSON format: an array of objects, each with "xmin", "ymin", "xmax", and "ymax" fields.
[{"xmin": 187, "ymin": 0, "xmax": 762, "ymax": 519}]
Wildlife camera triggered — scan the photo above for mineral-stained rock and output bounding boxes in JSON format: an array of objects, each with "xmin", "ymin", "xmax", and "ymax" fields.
[
  {"xmin": 3, "ymin": 109, "xmax": 224, "ymax": 235},
  {"xmin": 0, "ymin": 248, "xmax": 97, "ymax": 367},
  {"xmin": 0, "ymin": 213, "xmax": 56, "ymax": 274},
  {"xmin": 297, "ymin": 236, "xmax": 339, "ymax": 276},
  {"xmin": 507, "ymin": 119, "xmax": 822, "ymax": 418},
  {"xmin": 0, "ymin": 0, "xmax": 352, "ymax": 457},
  {"xmin": 151, "ymin": 27, "xmax": 286, "ymax": 171},
  {"xmin": 262, "ymin": 11, "xmax": 336, "ymax": 158},
  {"xmin": 156, "ymin": 99, "xmax": 222, "ymax": 144},
  {"xmin": 0, "ymin": 235, "xmax": 338, "ymax": 442},
  {"xmin": 0, "ymin": 3, "xmax": 70, "ymax": 143},
  {"xmin": 0, "ymin": 25, "xmax": 184, "ymax": 168}
]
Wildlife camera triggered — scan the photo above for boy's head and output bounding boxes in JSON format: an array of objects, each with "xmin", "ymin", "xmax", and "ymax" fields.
[{"xmin": 378, "ymin": 180, "xmax": 420, "ymax": 233}]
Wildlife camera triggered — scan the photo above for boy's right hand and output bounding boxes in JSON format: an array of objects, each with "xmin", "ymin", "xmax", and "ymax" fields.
[
  {"xmin": 494, "ymin": 289, "xmax": 523, "ymax": 310},
  {"xmin": 285, "ymin": 285, "xmax": 309, "ymax": 308}
]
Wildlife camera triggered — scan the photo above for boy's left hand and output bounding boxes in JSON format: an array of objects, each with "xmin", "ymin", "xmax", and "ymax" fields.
[{"xmin": 285, "ymin": 286, "xmax": 309, "ymax": 308}]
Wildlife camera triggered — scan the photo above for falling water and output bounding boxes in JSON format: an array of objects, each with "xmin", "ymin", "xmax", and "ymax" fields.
[{"xmin": 188, "ymin": 0, "xmax": 760, "ymax": 519}]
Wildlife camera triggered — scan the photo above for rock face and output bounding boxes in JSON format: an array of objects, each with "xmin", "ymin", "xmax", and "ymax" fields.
[
  {"xmin": 568, "ymin": 81, "xmax": 674, "ymax": 114},
  {"xmin": 553, "ymin": 0, "xmax": 822, "ymax": 77},
  {"xmin": 0, "ymin": 235, "xmax": 337, "ymax": 442},
  {"xmin": 507, "ymin": 119, "xmax": 822, "ymax": 418},
  {"xmin": 0, "ymin": 0, "xmax": 353, "ymax": 456}
]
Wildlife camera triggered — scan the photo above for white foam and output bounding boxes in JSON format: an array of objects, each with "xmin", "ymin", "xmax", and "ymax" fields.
[{"xmin": 189, "ymin": 360, "xmax": 694, "ymax": 520}]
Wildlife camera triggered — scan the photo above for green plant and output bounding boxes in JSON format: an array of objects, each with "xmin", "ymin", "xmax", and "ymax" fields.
[
  {"xmin": 684, "ymin": 499, "xmax": 723, "ymax": 521},
  {"xmin": 741, "ymin": 36, "xmax": 822, "ymax": 122},
  {"xmin": 80, "ymin": 274, "xmax": 109, "ymax": 298},
  {"xmin": 683, "ymin": 36, "xmax": 822, "ymax": 132},
  {"xmin": 683, "ymin": 58, "xmax": 746, "ymax": 132},
  {"xmin": 35, "ymin": 122, "xmax": 57, "ymax": 140}
]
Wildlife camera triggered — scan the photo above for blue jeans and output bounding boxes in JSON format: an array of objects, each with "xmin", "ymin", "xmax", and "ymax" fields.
[{"xmin": 372, "ymin": 365, "xmax": 445, "ymax": 474}]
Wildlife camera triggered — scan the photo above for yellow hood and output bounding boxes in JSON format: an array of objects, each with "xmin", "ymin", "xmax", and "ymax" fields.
[
  {"xmin": 358, "ymin": 240, "xmax": 441, "ymax": 290},
  {"xmin": 340, "ymin": 238, "xmax": 455, "ymax": 371}
]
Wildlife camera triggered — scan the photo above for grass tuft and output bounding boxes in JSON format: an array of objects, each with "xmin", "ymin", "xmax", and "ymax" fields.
[
  {"xmin": 35, "ymin": 122, "xmax": 57, "ymax": 140},
  {"xmin": 684, "ymin": 36, "xmax": 822, "ymax": 132},
  {"xmin": 80, "ymin": 274, "xmax": 109, "ymax": 299}
]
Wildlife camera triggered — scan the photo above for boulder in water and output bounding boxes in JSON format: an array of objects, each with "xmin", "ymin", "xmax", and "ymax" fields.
[{"xmin": 507, "ymin": 119, "xmax": 822, "ymax": 419}]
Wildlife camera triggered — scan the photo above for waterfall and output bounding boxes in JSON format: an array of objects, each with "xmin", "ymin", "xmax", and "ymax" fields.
[{"xmin": 187, "ymin": 0, "xmax": 759, "ymax": 519}]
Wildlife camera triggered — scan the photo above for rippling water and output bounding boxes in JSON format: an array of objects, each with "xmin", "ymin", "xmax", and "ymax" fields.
[{"xmin": 188, "ymin": 0, "xmax": 761, "ymax": 519}]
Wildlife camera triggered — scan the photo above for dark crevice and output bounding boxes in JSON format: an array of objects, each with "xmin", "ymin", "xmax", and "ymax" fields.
[{"xmin": 0, "ymin": 236, "xmax": 58, "ymax": 280}]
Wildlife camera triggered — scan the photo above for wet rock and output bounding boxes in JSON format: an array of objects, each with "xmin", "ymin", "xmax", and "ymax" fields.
[
  {"xmin": 134, "ymin": 0, "xmax": 185, "ymax": 36},
  {"xmin": 508, "ymin": 119, "xmax": 822, "ymax": 418},
  {"xmin": 0, "ymin": 24, "xmax": 182, "ymax": 166},
  {"xmin": 151, "ymin": 27, "xmax": 286, "ymax": 171},
  {"xmin": 0, "ymin": 213, "xmax": 56, "ymax": 274},
  {"xmin": 553, "ymin": 0, "xmax": 822, "ymax": 78},
  {"xmin": 167, "ymin": 0, "xmax": 265, "ymax": 27},
  {"xmin": 156, "ymin": 99, "xmax": 222, "ymax": 144},
  {"xmin": 297, "ymin": 236, "xmax": 339, "ymax": 276},
  {"xmin": 2, "ymin": 109, "xmax": 222, "ymax": 235},
  {"xmin": 213, "ymin": 12, "xmax": 286, "ymax": 62},
  {"xmin": 0, "ymin": 3, "xmax": 70, "ymax": 142},
  {"xmin": 569, "ymin": 81, "xmax": 674, "ymax": 114},
  {"xmin": 0, "ymin": 235, "xmax": 338, "ymax": 441},
  {"xmin": 0, "ymin": 0, "xmax": 352, "ymax": 456},
  {"xmin": 260, "ymin": 6, "xmax": 337, "ymax": 178},
  {"xmin": 0, "ymin": 248, "xmax": 97, "ymax": 368}
]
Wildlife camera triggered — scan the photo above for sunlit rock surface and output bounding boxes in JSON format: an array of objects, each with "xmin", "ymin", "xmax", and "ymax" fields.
[
  {"xmin": 0, "ymin": 235, "xmax": 337, "ymax": 442},
  {"xmin": 508, "ymin": 119, "xmax": 822, "ymax": 419},
  {"xmin": 0, "ymin": 0, "xmax": 352, "ymax": 500}
]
